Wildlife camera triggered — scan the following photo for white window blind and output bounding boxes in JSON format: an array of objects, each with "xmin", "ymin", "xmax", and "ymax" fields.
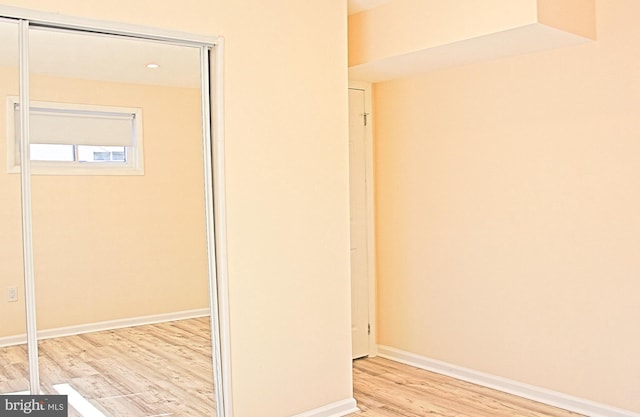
[
  {"xmin": 6, "ymin": 97, "xmax": 144, "ymax": 175},
  {"xmin": 14, "ymin": 105, "xmax": 136, "ymax": 147}
]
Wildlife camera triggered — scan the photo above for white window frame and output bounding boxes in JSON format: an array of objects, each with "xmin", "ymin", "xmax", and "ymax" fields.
[{"xmin": 6, "ymin": 96, "xmax": 144, "ymax": 175}]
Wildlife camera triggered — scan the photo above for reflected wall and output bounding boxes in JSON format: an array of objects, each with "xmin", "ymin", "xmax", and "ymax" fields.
[
  {"xmin": 0, "ymin": 28, "xmax": 209, "ymax": 336},
  {"xmin": 30, "ymin": 45, "xmax": 208, "ymax": 331}
]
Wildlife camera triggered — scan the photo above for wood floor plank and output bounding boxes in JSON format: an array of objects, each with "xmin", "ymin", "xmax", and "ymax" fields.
[
  {"xmin": 1, "ymin": 317, "xmax": 216, "ymax": 416},
  {"xmin": 349, "ymin": 357, "xmax": 585, "ymax": 417}
]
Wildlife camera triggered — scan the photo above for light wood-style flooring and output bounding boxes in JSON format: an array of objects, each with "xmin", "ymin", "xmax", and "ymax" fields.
[
  {"xmin": 0, "ymin": 317, "xmax": 216, "ymax": 416},
  {"xmin": 350, "ymin": 356, "xmax": 585, "ymax": 417},
  {"xmin": 2, "ymin": 318, "xmax": 585, "ymax": 417}
]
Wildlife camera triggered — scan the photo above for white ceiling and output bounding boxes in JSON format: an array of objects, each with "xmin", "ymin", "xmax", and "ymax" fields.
[
  {"xmin": 348, "ymin": 0, "xmax": 393, "ymax": 15},
  {"xmin": 0, "ymin": 21, "xmax": 201, "ymax": 88}
]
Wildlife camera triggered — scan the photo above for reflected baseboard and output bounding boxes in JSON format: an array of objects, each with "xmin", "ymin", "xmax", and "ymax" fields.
[
  {"xmin": 0, "ymin": 308, "xmax": 210, "ymax": 348},
  {"xmin": 291, "ymin": 398, "xmax": 358, "ymax": 417}
]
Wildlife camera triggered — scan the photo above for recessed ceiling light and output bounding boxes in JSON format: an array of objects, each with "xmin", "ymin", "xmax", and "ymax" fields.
[{"xmin": 146, "ymin": 63, "xmax": 159, "ymax": 69}]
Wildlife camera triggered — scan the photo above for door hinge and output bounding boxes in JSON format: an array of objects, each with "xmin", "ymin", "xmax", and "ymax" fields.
[
  {"xmin": 368, "ymin": 323, "xmax": 371, "ymax": 335},
  {"xmin": 363, "ymin": 112, "xmax": 370, "ymax": 126}
]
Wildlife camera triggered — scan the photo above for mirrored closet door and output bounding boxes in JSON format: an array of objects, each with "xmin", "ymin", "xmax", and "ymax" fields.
[
  {"xmin": 0, "ymin": 17, "xmax": 30, "ymax": 396},
  {"xmin": 0, "ymin": 14, "xmax": 226, "ymax": 417}
]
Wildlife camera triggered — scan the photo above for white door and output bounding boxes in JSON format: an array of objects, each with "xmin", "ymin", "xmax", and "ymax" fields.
[{"xmin": 349, "ymin": 87, "xmax": 370, "ymax": 359}]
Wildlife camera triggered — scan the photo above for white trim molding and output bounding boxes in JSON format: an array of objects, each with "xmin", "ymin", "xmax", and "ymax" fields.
[
  {"xmin": 0, "ymin": 308, "xmax": 210, "ymax": 348},
  {"xmin": 377, "ymin": 345, "xmax": 640, "ymax": 417},
  {"xmin": 291, "ymin": 398, "xmax": 359, "ymax": 417}
]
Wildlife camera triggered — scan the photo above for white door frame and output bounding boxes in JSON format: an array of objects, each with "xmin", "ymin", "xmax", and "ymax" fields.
[
  {"xmin": 349, "ymin": 80, "xmax": 376, "ymax": 357},
  {"xmin": 1, "ymin": 6, "xmax": 232, "ymax": 417}
]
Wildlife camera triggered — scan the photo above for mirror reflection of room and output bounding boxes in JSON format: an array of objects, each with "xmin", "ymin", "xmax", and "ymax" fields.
[{"xmin": 1, "ymin": 23, "xmax": 218, "ymax": 416}]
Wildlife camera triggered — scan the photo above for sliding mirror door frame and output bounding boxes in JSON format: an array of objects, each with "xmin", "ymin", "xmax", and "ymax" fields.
[
  {"xmin": 0, "ymin": 16, "xmax": 29, "ymax": 396},
  {"xmin": 1, "ymin": 6, "xmax": 231, "ymax": 417}
]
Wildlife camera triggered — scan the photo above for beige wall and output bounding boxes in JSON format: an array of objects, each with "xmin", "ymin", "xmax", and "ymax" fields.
[
  {"xmin": 374, "ymin": 0, "xmax": 640, "ymax": 413},
  {"xmin": 0, "ymin": 68, "xmax": 208, "ymax": 336},
  {"xmin": 0, "ymin": 1, "xmax": 353, "ymax": 417}
]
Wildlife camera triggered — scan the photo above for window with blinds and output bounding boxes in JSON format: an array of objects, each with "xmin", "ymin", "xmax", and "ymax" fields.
[{"xmin": 7, "ymin": 97, "xmax": 144, "ymax": 175}]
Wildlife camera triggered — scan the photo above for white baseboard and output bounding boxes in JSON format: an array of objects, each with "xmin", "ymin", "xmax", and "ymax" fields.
[
  {"xmin": 377, "ymin": 345, "xmax": 639, "ymax": 417},
  {"xmin": 291, "ymin": 398, "xmax": 358, "ymax": 417},
  {"xmin": 0, "ymin": 308, "xmax": 210, "ymax": 348}
]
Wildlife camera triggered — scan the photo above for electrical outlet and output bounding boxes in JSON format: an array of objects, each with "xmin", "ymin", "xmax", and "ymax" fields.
[{"xmin": 7, "ymin": 286, "xmax": 18, "ymax": 302}]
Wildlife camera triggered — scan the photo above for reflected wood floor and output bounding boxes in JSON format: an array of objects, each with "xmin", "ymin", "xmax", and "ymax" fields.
[
  {"xmin": 2, "ymin": 319, "xmax": 586, "ymax": 417},
  {"xmin": 0, "ymin": 317, "xmax": 216, "ymax": 416},
  {"xmin": 350, "ymin": 357, "xmax": 585, "ymax": 417}
]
